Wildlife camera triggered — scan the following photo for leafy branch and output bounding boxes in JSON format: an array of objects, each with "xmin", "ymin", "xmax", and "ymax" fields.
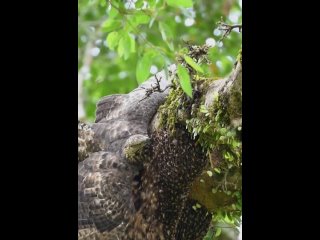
[{"xmin": 107, "ymin": 0, "xmax": 169, "ymax": 54}]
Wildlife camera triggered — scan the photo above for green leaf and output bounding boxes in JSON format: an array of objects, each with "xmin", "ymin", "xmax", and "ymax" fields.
[
  {"xmin": 166, "ymin": 0, "xmax": 193, "ymax": 8},
  {"xmin": 129, "ymin": 34, "xmax": 136, "ymax": 53},
  {"xmin": 132, "ymin": 13, "xmax": 151, "ymax": 25},
  {"xmin": 106, "ymin": 31, "xmax": 121, "ymax": 51},
  {"xmin": 203, "ymin": 228, "xmax": 214, "ymax": 240},
  {"xmin": 219, "ymin": 128, "xmax": 227, "ymax": 134},
  {"xmin": 226, "ymin": 130, "xmax": 236, "ymax": 137},
  {"xmin": 102, "ymin": 19, "xmax": 122, "ymax": 33},
  {"xmin": 149, "ymin": 13, "xmax": 158, "ymax": 28},
  {"xmin": 158, "ymin": 22, "xmax": 174, "ymax": 50},
  {"xmin": 206, "ymin": 170, "xmax": 213, "ymax": 177},
  {"xmin": 148, "ymin": 0, "xmax": 157, "ymax": 7},
  {"xmin": 158, "ymin": 22, "xmax": 169, "ymax": 41},
  {"xmin": 214, "ymin": 168, "xmax": 221, "ymax": 174},
  {"xmin": 215, "ymin": 227, "xmax": 222, "ymax": 237},
  {"xmin": 99, "ymin": 0, "xmax": 106, "ymax": 7},
  {"xmin": 224, "ymin": 212, "xmax": 233, "ymax": 224},
  {"xmin": 127, "ymin": 13, "xmax": 151, "ymax": 31},
  {"xmin": 136, "ymin": 52, "xmax": 154, "ymax": 83},
  {"xmin": 196, "ymin": 203, "xmax": 201, "ymax": 208},
  {"xmin": 200, "ymin": 105, "xmax": 208, "ymax": 113},
  {"xmin": 118, "ymin": 33, "xmax": 132, "ymax": 60},
  {"xmin": 135, "ymin": 0, "xmax": 144, "ymax": 8},
  {"xmin": 184, "ymin": 55, "xmax": 204, "ymax": 73},
  {"xmin": 108, "ymin": 6, "xmax": 119, "ymax": 18},
  {"xmin": 177, "ymin": 65, "xmax": 192, "ymax": 98}
]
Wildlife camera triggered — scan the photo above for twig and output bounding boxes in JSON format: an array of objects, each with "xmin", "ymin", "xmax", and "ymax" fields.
[
  {"xmin": 217, "ymin": 18, "xmax": 242, "ymax": 41},
  {"xmin": 138, "ymin": 75, "xmax": 173, "ymax": 103}
]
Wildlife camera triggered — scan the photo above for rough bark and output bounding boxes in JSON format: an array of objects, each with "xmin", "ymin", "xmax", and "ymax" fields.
[{"xmin": 148, "ymin": 61, "xmax": 242, "ymax": 213}]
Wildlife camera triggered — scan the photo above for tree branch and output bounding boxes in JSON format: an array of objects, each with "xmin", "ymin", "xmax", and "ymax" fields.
[{"xmin": 217, "ymin": 20, "xmax": 242, "ymax": 41}]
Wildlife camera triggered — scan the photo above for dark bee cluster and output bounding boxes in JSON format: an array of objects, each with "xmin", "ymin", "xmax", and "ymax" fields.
[
  {"xmin": 126, "ymin": 125, "xmax": 211, "ymax": 240},
  {"xmin": 175, "ymin": 199, "xmax": 212, "ymax": 240}
]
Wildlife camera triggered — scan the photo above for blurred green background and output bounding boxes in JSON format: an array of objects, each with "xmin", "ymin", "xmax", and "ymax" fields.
[{"xmin": 78, "ymin": 0, "xmax": 242, "ymax": 123}]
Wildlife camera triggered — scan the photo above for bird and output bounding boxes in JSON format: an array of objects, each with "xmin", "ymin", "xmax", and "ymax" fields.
[
  {"xmin": 78, "ymin": 67, "xmax": 174, "ymax": 239},
  {"xmin": 78, "ymin": 64, "xmax": 212, "ymax": 240}
]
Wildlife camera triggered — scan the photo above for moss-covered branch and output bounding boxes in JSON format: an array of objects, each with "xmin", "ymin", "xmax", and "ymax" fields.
[
  {"xmin": 190, "ymin": 64, "xmax": 242, "ymax": 212},
  {"xmin": 151, "ymin": 53, "xmax": 242, "ymax": 223}
]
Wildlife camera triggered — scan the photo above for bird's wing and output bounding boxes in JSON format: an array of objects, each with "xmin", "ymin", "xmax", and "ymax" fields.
[
  {"xmin": 95, "ymin": 94, "xmax": 127, "ymax": 123},
  {"xmin": 78, "ymin": 151, "xmax": 137, "ymax": 233}
]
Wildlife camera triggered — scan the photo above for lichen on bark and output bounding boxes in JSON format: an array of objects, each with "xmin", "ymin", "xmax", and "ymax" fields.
[{"xmin": 152, "ymin": 48, "xmax": 242, "ymax": 227}]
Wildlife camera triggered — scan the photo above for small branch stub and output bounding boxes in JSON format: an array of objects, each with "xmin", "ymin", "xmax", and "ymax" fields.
[{"xmin": 217, "ymin": 18, "xmax": 242, "ymax": 41}]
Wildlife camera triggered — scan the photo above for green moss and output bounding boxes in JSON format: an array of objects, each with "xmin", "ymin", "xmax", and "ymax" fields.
[
  {"xmin": 157, "ymin": 78, "xmax": 185, "ymax": 133},
  {"xmin": 158, "ymin": 74, "xmax": 216, "ymax": 133},
  {"xmin": 157, "ymin": 45, "xmax": 242, "ymax": 228}
]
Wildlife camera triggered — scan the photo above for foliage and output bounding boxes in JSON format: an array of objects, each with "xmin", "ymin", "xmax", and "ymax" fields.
[
  {"xmin": 79, "ymin": 0, "xmax": 242, "ymax": 239},
  {"xmin": 78, "ymin": 0, "xmax": 242, "ymax": 121}
]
